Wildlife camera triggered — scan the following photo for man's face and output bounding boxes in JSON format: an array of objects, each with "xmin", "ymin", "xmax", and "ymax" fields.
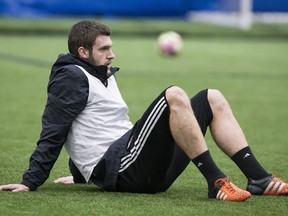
[{"xmin": 85, "ymin": 35, "xmax": 115, "ymax": 76}]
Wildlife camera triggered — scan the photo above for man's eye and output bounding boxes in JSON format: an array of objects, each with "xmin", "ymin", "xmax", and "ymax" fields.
[{"xmin": 100, "ymin": 47, "xmax": 109, "ymax": 51}]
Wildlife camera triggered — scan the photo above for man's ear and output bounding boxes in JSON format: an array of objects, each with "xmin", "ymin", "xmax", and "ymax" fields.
[{"xmin": 78, "ymin": 47, "xmax": 89, "ymax": 59}]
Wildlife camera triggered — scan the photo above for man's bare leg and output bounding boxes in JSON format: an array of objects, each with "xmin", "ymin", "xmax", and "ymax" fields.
[
  {"xmin": 165, "ymin": 86, "xmax": 251, "ymax": 201},
  {"xmin": 207, "ymin": 89, "xmax": 270, "ymax": 181},
  {"xmin": 206, "ymin": 89, "xmax": 288, "ymax": 197},
  {"xmin": 208, "ymin": 89, "xmax": 248, "ymax": 157},
  {"xmin": 166, "ymin": 86, "xmax": 208, "ymax": 159}
]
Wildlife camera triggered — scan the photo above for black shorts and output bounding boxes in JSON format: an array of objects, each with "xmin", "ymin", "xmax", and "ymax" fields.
[{"xmin": 85, "ymin": 88, "xmax": 212, "ymax": 193}]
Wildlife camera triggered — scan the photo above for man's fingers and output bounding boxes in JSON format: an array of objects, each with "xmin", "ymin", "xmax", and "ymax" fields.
[
  {"xmin": 0, "ymin": 184, "xmax": 29, "ymax": 192},
  {"xmin": 0, "ymin": 184, "xmax": 14, "ymax": 191},
  {"xmin": 53, "ymin": 176, "xmax": 74, "ymax": 184},
  {"xmin": 12, "ymin": 187, "xmax": 29, "ymax": 192}
]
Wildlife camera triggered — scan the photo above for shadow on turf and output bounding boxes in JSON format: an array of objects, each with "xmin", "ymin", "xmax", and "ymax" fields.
[
  {"xmin": 0, "ymin": 52, "xmax": 51, "ymax": 68},
  {"xmin": 40, "ymin": 182, "xmax": 210, "ymax": 201}
]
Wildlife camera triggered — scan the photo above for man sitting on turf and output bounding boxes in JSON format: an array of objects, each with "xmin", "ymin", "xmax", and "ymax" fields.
[{"xmin": 0, "ymin": 20, "xmax": 287, "ymax": 201}]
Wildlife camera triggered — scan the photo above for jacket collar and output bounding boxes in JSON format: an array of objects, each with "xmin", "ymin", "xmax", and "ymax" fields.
[{"xmin": 54, "ymin": 53, "xmax": 120, "ymax": 87}]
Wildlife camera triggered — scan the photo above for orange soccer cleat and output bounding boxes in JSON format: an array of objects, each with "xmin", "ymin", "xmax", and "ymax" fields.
[{"xmin": 208, "ymin": 178, "xmax": 251, "ymax": 202}]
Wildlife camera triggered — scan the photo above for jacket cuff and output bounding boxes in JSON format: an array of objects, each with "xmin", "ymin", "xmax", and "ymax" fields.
[{"xmin": 21, "ymin": 180, "xmax": 38, "ymax": 191}]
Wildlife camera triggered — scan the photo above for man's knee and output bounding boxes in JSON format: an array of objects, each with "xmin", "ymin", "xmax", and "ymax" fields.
[
  {"xmin": 207, "ymin": 89, "xmax": 230, "ymax": 114},
  {"xmin": 166, "ymin": 86, "xmax": 191, "ymax": 110}
]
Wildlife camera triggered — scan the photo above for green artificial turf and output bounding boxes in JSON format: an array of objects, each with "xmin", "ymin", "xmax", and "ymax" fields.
[{"xmin": 0, "ymin": 20, "xmax": 287, "ymax": 215}]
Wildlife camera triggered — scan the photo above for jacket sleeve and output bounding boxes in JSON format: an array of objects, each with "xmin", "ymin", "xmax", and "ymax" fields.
[{"xmin": 21, "ymin": 65, "xmax": 89, "ymax": 191}]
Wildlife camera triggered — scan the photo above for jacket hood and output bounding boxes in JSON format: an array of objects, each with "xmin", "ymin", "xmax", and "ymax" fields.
[{"xmin": 51, "ymin": 53, "xmax": 119, "ymax": 86}]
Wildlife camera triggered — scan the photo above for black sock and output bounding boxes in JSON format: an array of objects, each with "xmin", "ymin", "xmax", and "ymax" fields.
[
  {"xmin": 231, "ymin": 146, "xmax": 269, "ymax": 180},
  {"xmin": 192, "ymin": 150, "xmax": 226, "ymax": 190}
]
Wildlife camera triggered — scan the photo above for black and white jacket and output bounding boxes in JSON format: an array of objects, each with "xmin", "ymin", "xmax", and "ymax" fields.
[{"xmin": 21, "ymin": 53, "xmax": 133, "ymax": 190}]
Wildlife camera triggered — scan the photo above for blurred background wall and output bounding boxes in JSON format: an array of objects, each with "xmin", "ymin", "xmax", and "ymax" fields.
[{"xmin": 0, "ymin": 0, "xmax": 288, "ymax": 18}]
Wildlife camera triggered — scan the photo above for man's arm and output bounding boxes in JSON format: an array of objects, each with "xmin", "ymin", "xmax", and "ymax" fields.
[{"xmin": 1, "ymin": 66, "xmax": 88, "ymax": 192}]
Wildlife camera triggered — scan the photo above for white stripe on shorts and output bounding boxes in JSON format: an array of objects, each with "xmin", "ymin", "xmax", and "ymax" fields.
[{"xmin": 119, "ymin": 96, "xmax": 167, "ymax": 172}]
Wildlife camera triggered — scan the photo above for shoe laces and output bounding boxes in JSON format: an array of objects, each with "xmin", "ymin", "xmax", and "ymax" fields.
[{"xmin": 215, "ymin": 178, "xmax": 237, "ymax": 193}]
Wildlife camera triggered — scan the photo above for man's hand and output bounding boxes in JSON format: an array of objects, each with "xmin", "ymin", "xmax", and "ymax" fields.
[
  {"xmin": 0, "ymin": 184, "xmax": 30, "ymax": 192},
  {"xmin": 53, "ymin": 176, "xmax": 74, "ymax": 184}
]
